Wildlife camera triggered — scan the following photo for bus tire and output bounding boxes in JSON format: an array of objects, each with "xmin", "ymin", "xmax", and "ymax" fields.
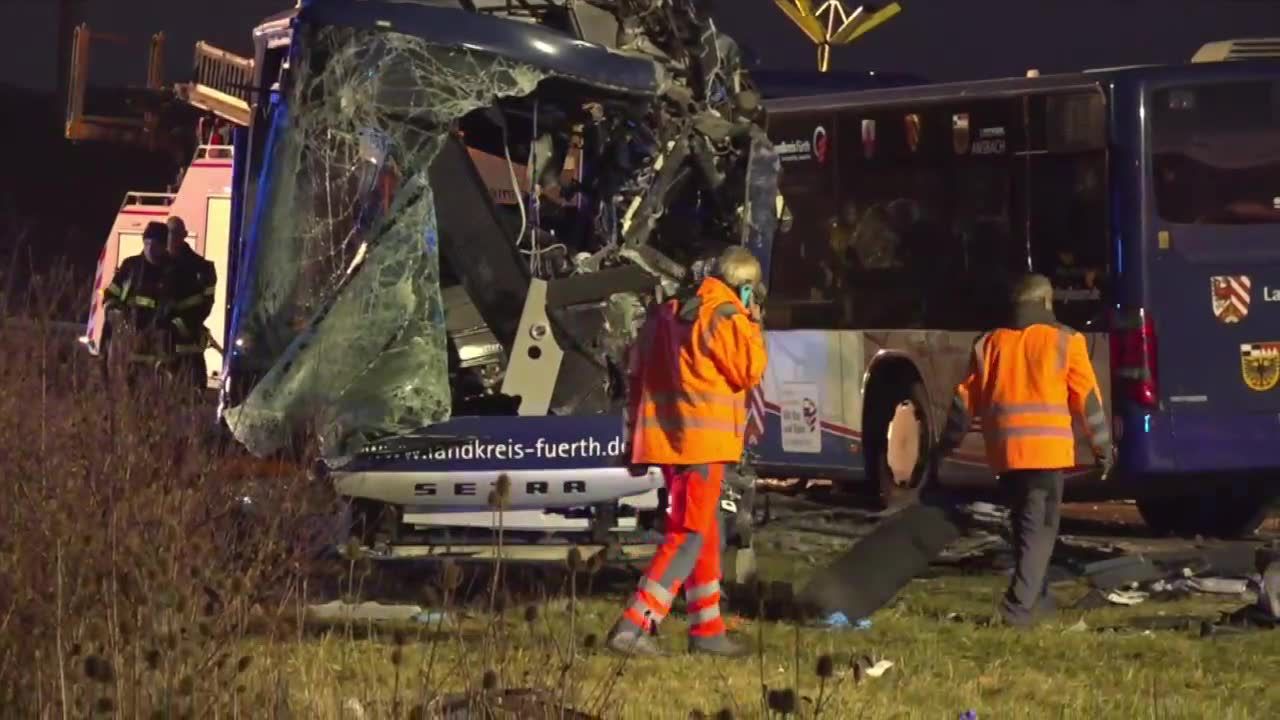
[
  {"xmin": 864, "ymin": 380, "xmax": 931, "ymax": 510},
  {"xmin": 1136, "ymin": 488, "xmax": 1272, "ymax": 539}
]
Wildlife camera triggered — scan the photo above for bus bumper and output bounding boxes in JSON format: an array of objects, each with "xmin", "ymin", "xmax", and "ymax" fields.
[{"xmin": 1119, "ymin": 409, "xmax": 1280, "ymax": 477}]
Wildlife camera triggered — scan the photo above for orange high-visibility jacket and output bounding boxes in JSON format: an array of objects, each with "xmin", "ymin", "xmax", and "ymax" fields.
[
  {"xmin": 627, "ymin": 277, "xmax": 768, "ymax": 465},
  {"xmin": 941, "ymin": 305, "xmax": 1111, "ymax": 473}
]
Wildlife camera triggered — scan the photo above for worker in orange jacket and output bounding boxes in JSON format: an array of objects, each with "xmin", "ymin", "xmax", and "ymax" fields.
[
  {"xmin": 607, "ymin": 246, "xmax": 768, "ymax": 657},
  {"xmin": 936, "ymin": 273, "xmax": 1113, "ymax": 627}
]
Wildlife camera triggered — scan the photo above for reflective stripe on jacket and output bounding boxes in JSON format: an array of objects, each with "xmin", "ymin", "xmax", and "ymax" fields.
[
  {"xmin": 102, "ymin": 255, "xmax": 176, "ymax": 362},
  {"xmin": 168, "ymin": 244, "xmax": 217, "ymax": 347},
  {"xmin": 628, "ymin": 277, "xmax": 768, "ymax": 465},
  {"xmin": 941, "ymin": 302, "xmax": 1110, "ymax": 472}
]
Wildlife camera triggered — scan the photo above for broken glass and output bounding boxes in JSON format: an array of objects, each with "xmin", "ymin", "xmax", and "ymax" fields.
[
  {"xmin": 740, "ymin": 131, "xmax": 783, "ymax": 284},
  {"xmin": 223, "ymin": 26, "xmax": 548, "ymax": 461}
]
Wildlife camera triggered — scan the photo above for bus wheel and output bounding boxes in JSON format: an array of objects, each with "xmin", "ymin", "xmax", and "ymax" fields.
[
  {"xmin": 1136, "ymin": 488, "xmax": 1272, "ymax": 539},
  {"xmin": 865, "ymin": 381, "xmax": 931, "ymax": 510}
]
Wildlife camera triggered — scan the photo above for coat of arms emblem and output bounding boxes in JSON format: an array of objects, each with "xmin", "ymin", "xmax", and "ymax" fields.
[
  {"xmin": 1241, "ymin": 343, "xmax": 1280, "ymax": 392},
  {"xmin": 952, "ymin": 113, "xmax": 970, "ymax": 155},
  {"xmin": 1211, "ymin": 275, "xmax": 1251, "ymax": 323},
  {"xmin": 905, "ymin": 113, "xmax": 921, "ymax": 153}
]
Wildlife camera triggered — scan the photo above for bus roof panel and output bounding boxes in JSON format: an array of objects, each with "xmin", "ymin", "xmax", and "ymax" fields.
[
  {"xmin": 767, "ymin": 60, "xmax": 1280, "ymax": 114},
  {"xmin": 766, "ymin": 72, "xmax": 1103, "ymax": 113},
  {"xmin": 297, "ymin": 0, "xmax": 661, "ymax": 95}
]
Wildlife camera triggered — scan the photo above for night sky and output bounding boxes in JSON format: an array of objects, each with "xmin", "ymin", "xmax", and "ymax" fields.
[
  {"xmin": 3, "ymin": 0, "xmax": 1280, "ymax": 92},
  {"xmin": 0, "ymin": 0, "xmax": 1278, "ymax": 302}
]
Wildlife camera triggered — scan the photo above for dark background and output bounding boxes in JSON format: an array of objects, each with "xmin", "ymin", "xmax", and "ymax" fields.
[{"xmin": 1, "ymin": 0, "xmax": 1278, "ymax": 310}]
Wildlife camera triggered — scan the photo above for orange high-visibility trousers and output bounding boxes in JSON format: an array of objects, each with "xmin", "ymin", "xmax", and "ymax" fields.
[{"xmin": 620, "ymin": 463, "xmax": 726, "ymax": 638}]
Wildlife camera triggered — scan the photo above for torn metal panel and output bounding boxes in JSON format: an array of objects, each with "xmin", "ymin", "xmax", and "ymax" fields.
[
  {"xmin": 799, "ymin": 502, "xmax": 963, "ymax": 620},
  {"xmin": 430, "ymin": 137, "xmax": 532, "ymax": 352}
]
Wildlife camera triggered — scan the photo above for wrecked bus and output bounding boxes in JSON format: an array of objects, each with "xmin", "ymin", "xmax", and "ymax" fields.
[
  {"xmin": 212, "ymin": 0, "xmax": 789, "ymax": 559},
  {"xmin": 760, "ymin": 49, "xmax": 1280, "ymax": 537}
]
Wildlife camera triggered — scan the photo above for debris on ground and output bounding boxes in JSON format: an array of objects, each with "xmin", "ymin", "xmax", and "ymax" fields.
[
  {"xmin": 814, "ymin": 611, "xmax": 871, "ymax": 630},
  {"xmin": 1148, "ymin": 577, "xmax": 1251, "ymax": 596},
  {"xmin": 861, "ymin": 658, "xmax": 895, "ymax": 678},
  {"xmin": 754, "ymin": 488, "xmax": 1277, "ymax": 630},
  {"xmin": 962, "ymin": 502, "xmax": 1009, "ymax": 525},
  {"xmin": 307, "ymin": 600, "xmax": 427, "ymax": 624},
  {"xmin": 1103, "ymin": 589, "xmax": 1149, "ymax": 606},
  {"xmin": 413, "ymin": 610, "xmax": 455, "ymax": 625}
]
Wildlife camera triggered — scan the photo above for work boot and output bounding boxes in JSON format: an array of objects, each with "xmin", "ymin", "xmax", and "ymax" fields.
[
  {"xmin": 996, "ymin": 601, "xmax": 1041, "ymax": 630},
  {"xmin": 606, "ymin": 623, "xmax": 663, "ymax": 657},
  {"xmin": 1032, "ymin": 592, "xmax": 1059, "ymax": 620},
  {"xmin": 688, "ymin": 633, "xmax": 751, "ymax": 657}
]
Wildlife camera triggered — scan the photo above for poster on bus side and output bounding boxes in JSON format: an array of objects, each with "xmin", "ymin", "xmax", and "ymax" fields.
[{"xmin": 779, "ymin": 382, "xmax": 821, "ymax": 454}]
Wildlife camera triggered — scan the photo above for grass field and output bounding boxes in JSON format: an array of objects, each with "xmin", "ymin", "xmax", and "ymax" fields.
[{"xmin": 249, "ymin": 534, "xmax": 1280, "ymax": 720}]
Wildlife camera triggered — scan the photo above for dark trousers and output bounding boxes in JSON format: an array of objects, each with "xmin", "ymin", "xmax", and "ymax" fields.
[
  {"xmin": 172, "ymin": 353, "xmax": 208, "ymax": 391},
  {"xmin": 998, "ymin": 469, "xmax": 1065, "ymax": 625}
]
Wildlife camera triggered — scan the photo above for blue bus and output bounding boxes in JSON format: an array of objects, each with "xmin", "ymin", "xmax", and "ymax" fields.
[{"xmin": 759, "ymin": 57, "xmax": 1280, "ymax": 537}]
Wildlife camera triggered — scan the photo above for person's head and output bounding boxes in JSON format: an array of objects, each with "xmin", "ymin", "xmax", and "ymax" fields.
[
  {"xmin": 142, "ymin": 222, "xmax": 170, "ymax": 265},
  {"xmin": 1010, "ymin": 273, "xmax": 1054, "ymax": 311},
  {"xmin": 886, "ymin": 198, "xmax": 919, "ymax": 231},
  {"xmin": 713, "ymin": 245, "xmax": 763, "ymax": 300},
  {"xmin": 166, "ymin": 216, "xmax": 188, "ymax": 255},
  {"xmin": 840, "ymin": 200, "xmax": 859, "ymax": 226}
]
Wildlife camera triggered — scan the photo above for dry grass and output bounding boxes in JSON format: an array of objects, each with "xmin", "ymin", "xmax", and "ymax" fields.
[
  {"xmin": 265, "ymin": 578, "xmax": 1280, "ymax": 720},
  {"xmin": 0, "ymin": 274, "xmax": 336, "ymax": 718},
  {"xmin": 2, "ymin": 275, "xmax": 1279, "ymax": 719}
]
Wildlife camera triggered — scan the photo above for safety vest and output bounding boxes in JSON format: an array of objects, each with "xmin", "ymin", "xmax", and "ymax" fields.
[
  {"xmin": 628, "ymin": 277, "xmax": 768, "ymax": 465},
  {"xmin": 942, "ymin": 304, "xmax": 1110, "ymax": 473}
]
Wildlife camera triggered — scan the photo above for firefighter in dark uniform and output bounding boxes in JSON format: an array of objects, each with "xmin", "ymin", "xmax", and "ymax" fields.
[
  {"xmin": 165, "ymin": 216, "xmax": 218, "ymax": 391},
  {"xmin": 102, "ymin": 222, "xmax": 174, "ymax": 384}
]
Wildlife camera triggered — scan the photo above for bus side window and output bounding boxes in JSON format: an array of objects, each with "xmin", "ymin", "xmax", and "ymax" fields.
[
  {"xmin": 1028, "ymin": 151, "xmax": 1109, "ymax": 331},
  {"xmin": 766, "ymin": 112, "xmax": 839, "ymax": 330}
]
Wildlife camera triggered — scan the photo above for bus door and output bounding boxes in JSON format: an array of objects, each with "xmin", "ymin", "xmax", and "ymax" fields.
[
  {"xmin": 1144, "ymin": 77, "xmax": 1280, "ymax": 466},
  {"xmin": 1024, "ymin": 91, "xmax": 1114, "ymax": 467}
]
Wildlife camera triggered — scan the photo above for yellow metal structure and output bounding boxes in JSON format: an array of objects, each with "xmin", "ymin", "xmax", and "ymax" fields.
[
  {"xmin": 772, "ymin": 1, "xmax": 902, "ymax": 72},
  {"xmin": 64, "ymin": 23, "xmax": 167, "ymax": 147},
  {"xmin": 174, "ymin": 42, "xmax": 255, "ymax": 127},
  {"xmin": 64, "ymin": 23, "xmax": 254, "ymax": 150}
]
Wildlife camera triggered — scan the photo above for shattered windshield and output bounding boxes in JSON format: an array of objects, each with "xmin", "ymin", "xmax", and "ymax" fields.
[{"xmin": 224, "ymin": 27, "xmax": 548, "ymax": 460}]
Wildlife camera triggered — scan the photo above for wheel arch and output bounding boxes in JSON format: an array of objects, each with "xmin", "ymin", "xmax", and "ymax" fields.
[{"xmin": 861, "ymin": 350, "xmax": 933, "ymax": 438}]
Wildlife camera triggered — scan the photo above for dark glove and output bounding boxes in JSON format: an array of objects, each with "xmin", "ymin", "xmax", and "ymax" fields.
[
  {"xmin": 725, "ymin": 463, "xmax": 756, "ymax": 494},
  {"xmin": 1095, "ymin": 448, "xmax": 1115, "ymax": 480}
]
